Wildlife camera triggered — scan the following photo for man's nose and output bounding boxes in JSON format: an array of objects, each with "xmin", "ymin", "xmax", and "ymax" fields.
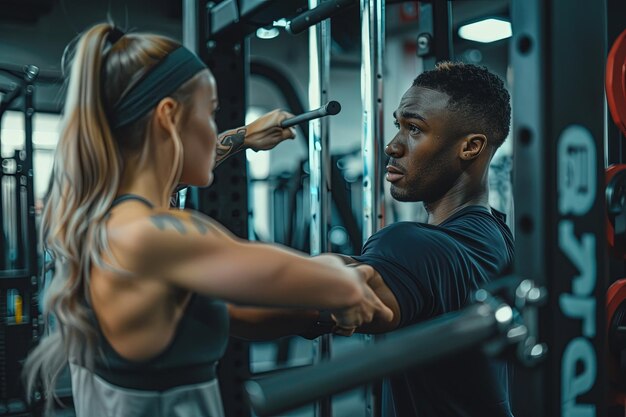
[{"xmin": 385, "ymin": 137, "xmax": 403, "ymax": 157}]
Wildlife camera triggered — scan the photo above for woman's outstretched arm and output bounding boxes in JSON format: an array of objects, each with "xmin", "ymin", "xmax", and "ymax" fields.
[{"xmin": 113, "ymin": 209, "xmax": 392, "ymax": 328}]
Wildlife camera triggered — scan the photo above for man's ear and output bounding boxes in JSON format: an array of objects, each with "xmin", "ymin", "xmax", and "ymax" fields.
[
  {"xmin": 154, "ymin": 97, "xmax": 180, "ymax": 133},
  {"xmin": 459, "ymin": 134, "xmax": 487, "ymax": 161}
]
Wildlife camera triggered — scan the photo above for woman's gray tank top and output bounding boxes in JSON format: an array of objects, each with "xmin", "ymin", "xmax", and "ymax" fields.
[{"xmin": 70, "ymin": 194, "xmax": 230, "ymax": 417}]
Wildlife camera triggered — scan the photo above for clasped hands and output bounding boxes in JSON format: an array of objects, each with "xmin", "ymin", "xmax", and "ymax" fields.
[{"xmin": 330, "ymin": 264, "xmax": 394, "ymax": 337}]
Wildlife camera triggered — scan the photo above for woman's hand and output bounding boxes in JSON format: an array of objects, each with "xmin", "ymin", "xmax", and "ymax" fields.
[
  {"xmin": 330, "ymin": 264, "xmax": 394, "ymax": 336},
  {"xmin": 245, "ymin": 109, "xmax": 297, "ymax": 151}
]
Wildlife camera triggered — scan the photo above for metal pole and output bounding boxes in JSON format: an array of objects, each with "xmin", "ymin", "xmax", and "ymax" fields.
[
  {"xmin": 361, "ymin": 1, "xmax": 385, "ymax": 416},
  {"xmin": 181, "ymin": 0, "xmax": 199, "ymax": 211},
  {"xmin": 360, "ymin": 0, "xmax": 385, "ymax": 243},
  {"xmin": 182, "ymin": 0, "xmax": 198, "ymax": 53},
  {"xmin": 308, "ymin": 0, "xmax": 332, "ymax": 415},
  {"xmin": 246, "ymin": 302, "xmax": 500, "ymax": 417},
  {"xmin": 309, "ymin": 0, "xmax": 332, "ymax": 417}
]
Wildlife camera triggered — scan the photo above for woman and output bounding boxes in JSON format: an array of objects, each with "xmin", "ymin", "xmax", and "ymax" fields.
[{"xmin": 24, "ymin": 23, "xmax": 392, "ymax": 417}]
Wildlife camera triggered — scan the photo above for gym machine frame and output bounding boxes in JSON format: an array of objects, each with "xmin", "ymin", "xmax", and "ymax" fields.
[
  {"xmin": 0, "ymin": 65, "xmax": 40, "ymax": 416},
  {"xmin": 184, "ymin": 1, "xmax": 354, "ymax": 416},
  {"xmin": 241, "ymin": 0, "xmax": 611, "ymax": 416},
  {"xmin": 511, "ymin": 0, "xmax": 607, "ymax": 415},
  {"xmin": 184, "ymin": 1, "xmax": 253, "ymax": 416}
]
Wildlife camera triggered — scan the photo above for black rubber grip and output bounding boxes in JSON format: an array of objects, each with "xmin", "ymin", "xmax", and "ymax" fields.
[{"xmin": 279, "ymin": 100, "xmax": 342, "ymax": 128}]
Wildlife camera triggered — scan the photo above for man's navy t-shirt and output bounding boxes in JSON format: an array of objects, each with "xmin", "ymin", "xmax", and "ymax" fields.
[{"xmin": 353, "ymin": 206, "xmax": 515, "ymax": 417}]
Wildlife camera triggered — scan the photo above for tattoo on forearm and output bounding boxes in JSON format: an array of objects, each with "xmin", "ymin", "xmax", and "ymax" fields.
[
  {"xmin": 150, "ymin": 212, "xmax": 212, "ymax": 235},
  {"xmin": 216, "ymin": 127, "xmax": 246, "ymax": 164}
]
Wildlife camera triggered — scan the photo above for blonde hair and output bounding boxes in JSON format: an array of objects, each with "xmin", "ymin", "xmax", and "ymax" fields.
[{"xmin": 22, "ymin": 23, "xmax": 199, "ymax": 413}]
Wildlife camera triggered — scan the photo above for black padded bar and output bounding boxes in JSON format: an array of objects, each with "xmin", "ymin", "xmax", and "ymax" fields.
[
  {"xmin": 286, "ymin": 0, "xmax": 355, "ymax": 35},
  {"xmin": 245, "ymin": 303, "xmax": 499, "ymax": 416},
  {"xmin": 279, "ymin": 100, "xmax": 341, "ymax": 128}
]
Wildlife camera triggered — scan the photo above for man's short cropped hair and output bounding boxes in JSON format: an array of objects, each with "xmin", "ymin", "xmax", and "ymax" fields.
[{"xmin": 412, "ymin": 62, "xmax": 511, "ymax": 148}]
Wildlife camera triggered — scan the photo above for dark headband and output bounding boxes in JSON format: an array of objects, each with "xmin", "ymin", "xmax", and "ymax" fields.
[
  {"xmin": 107, "ymin": 27, "xmax": 126, "ymax": 45},
  {"xmin": 109, "ymin": 46, "xmax": 207, "ymax": 129}
]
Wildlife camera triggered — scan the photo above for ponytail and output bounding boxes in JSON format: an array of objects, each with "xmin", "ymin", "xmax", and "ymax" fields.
[{"xmin": 22, "ymin": 23, "xmax": 190, "ymax": 414}]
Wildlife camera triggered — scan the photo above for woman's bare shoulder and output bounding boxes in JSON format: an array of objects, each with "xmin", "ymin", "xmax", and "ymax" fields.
[{"xmin": 107, "ymin": 208, "xmax": 237, "ymax": 274}]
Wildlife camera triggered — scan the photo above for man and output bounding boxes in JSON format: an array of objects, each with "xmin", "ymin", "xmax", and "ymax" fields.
[{"xmin": 337, "ymin": 62, "xmax": 515, "ymax": 417}]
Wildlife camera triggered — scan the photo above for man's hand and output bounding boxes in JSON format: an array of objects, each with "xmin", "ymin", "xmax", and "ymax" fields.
[
  {"xmin": 245, "ymin": 109, "xmax": 296, "ymax": 151},
  {"xmin": 331, "ymin": 264, "xmax": 394, "ymax": 336}
]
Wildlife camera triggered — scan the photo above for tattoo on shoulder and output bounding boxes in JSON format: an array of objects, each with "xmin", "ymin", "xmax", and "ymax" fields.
[
  {"xmin": 216, "ymin": 128, "xmax": 246, "ymax": 159},
  {"xmin": 150, "ymin": 214, "xmax": 187, "ymax": 234},
  {"xmin": 150, "ymin": 212, "xmax": 214, "ymax": 236},
  {"xmin": 189, "ymin": 212, "xmax": 209, "ymax": 235}
]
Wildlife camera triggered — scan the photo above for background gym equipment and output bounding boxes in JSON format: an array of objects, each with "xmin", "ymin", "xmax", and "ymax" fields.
[
  {"xmin": 606, "ymin": 29, "xmax": 626, "ymax": 138},
  {"xmin": 607, "ymin": 278, "xmax": 626, "ymax": 406},
  {"xmin": 0, "ymin": 0, "xmax": 619, "ymax": 416},
  {"xmin": 606, "ymin": 165, "xmax": 626, "ymax": 259},
  {"xmin": 0, "ymin": 64, "xmax": 40, "ymax": 415},
  {"xmin": 607, "ymin": 10, "xmax": 626, "ymax": 415},
  {"xmin": 286, "ymin": 0, "xmax": 354, "ymax": 35}
]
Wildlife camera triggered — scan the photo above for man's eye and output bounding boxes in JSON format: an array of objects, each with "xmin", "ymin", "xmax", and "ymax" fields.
[
  {"xmin": 408, "ymin": 124, "xmax": 421, "ymax": 135},
  {"xmin": 393, "ymin": 120, "xmax": 400, "ymax": 129}
]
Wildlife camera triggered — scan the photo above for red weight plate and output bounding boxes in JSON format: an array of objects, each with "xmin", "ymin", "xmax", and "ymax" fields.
[
  {"xmin": 606, "ymin": 165, "xmax": 626, "ymax": 258},
  {"xmin": 608, "ymin": 279, "xmax": 626, "ymax": 322},
  {"xmin": 606, "ymin": 29, "xmax": 626, "ymax": 137},
  {"xmin": 607, "ymin": 279, "xmax": 626, "ymax": 403}
]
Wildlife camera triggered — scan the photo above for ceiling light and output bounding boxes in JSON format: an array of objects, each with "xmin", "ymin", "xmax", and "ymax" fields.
[
  {"xmin": 256, "ymin": 27, "xmax": 280, "ymax": 40},
  {"xmin": 458, "ymin": 18, "xmax": 512, "ymax": 43}
]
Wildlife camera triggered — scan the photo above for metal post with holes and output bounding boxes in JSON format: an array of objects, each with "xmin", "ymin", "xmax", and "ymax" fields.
[
  {"xmin": 0, "ymin": 64, "xmax": 40, "ymax": 413},
  {"xmin": 415, "ymin": 1, "xmax": 452, "ymax": 70},
  {"xmin": 431, "ymin": 0, "xmax": 452, "ymax": 62},
  {"xmin": 186, "ymin": 1, "xmax": 251, "ymax": 416},
  {"xmin": 308, "ymin": 1, "xmax": 333, "ymax": 415},
  {"xmin": 360, "ymin": 0, "xmax": 385, "ymax": 416},
  {"xmin": 511, "ymin": 0, "xmax": 607, "ymax": 416},
  {"xmin": 23, "ymin": 67, "xmax": 40, "ymax": 370}
]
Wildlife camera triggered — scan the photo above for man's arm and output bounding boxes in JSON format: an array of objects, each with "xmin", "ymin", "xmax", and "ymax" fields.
[
  {"xmin": 334, "ymin": 254, "xmax": 402, "ymax": 334},
  {"xmin": 228, "ymin": 305, "xmax": 320, "ymax": 340},
  {"xmin": 353, "ymin": 267, "xmax": 402, "ymax": 333},
  {"xmin": 228, "ymin": 271, "xmax": 401, "ymax": 340},
  {"xmin": 228, "ymin": 262, "xmax": 395, "ymax": 340},
  {"xmin": 334, "ymin": 254, "xmax": 360, "ymax": 265}
]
